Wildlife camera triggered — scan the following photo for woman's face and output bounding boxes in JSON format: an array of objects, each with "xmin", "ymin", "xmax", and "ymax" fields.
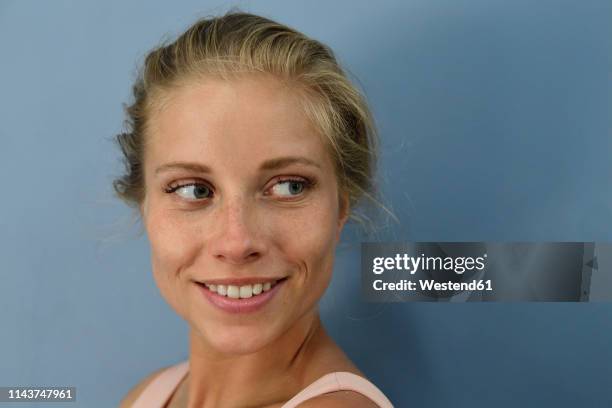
[{"xmin": 140, "ymin": 75, "xmax": 349, "ymax": 355}]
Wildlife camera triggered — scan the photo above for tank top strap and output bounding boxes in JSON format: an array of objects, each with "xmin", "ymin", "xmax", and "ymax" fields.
[
  {"xmin": 132, "ymin": 360, "xmax": 189, "ymax": 408},
  {"xmin": 131, "ymin": 364, "xmax": 393, "ymax": 408},
  {"xmin": 281, "ymin": 371, "xmax": 394, "ymax": 408}
]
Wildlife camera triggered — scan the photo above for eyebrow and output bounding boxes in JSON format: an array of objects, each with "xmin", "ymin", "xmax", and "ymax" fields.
[{"xmin": 154, "ymin": 156, "xmax": 321, "ymax": 176}]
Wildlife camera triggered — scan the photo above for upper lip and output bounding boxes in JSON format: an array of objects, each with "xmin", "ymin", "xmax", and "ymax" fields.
[{"xmin": 194, "ymin": 277, "xmax": 287, "ymax": 286}]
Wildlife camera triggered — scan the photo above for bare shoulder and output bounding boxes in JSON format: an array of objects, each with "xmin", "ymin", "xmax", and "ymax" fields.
[
  {"xmin": 118, "ymin": 366, "xmax": 169, "ymax": 408},
  {"xmin": 297, "ymin": 390, "xmax": 380, "ymax": 408}
]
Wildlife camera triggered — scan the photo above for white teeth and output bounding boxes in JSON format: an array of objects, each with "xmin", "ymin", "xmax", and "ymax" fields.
[
  {"xmin": 203, "ymin": 280, "xmax": 282, "ymax": 298},
  {"xmin": 227, "ymin": 285, "xmax": 240, "ymax": 299},
  {"xmin": 240, "ymin": 285, "xmax": 253, "ymax": 298}
]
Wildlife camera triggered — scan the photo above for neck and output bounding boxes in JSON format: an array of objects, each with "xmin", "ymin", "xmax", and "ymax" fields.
[{"xmin": 185, "ymin": 309, "xmax": 325, "ymax": 408}]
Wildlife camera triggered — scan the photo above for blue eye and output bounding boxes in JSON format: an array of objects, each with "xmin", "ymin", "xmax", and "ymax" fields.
[
  {"xmin": 165, "ymin": 183, "xmax": 213, "ymax": 201},
  {"xmin": 274, "ymin": 180, "xmax": 304, "ymax": 195},
  {"xmin": 270, "ymin": 179, "xmax": 312, "ymax": 198}
]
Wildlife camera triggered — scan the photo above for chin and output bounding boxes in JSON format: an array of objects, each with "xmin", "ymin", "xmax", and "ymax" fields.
[{"xmin": 193, "ymin": 319, "xmax": 283, "ymax": 356}]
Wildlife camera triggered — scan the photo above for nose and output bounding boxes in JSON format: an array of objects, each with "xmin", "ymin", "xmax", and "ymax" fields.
[{"xmin": 209, "ymin": 195, "xmax": 265, "ymax": 265}]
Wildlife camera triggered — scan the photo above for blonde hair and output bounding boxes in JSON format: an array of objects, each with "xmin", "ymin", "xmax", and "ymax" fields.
[{"xmin": 113, "ymin": 11, "xmax": 392, "ymax": 231}]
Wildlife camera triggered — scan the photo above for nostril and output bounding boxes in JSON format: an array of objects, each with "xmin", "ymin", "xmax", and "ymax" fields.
[{"xmin": 246, "ymin": 252, "xmax": 260, "ymax": 261}]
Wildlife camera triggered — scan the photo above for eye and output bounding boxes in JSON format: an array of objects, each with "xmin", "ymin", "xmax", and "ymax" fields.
[
  {"xmin": 165, "ymin": 182, "xmax": 213, "ymax": 201},
  {"xmin": 268, "ymin": 178, "xmax": 313, "ymax": 198}
]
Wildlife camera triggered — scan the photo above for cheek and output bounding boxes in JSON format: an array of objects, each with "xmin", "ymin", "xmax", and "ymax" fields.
[
  {"xmin": 270, "ymin": 198, "xmax": 340, "ymax": 291},
  {"xmin": 145, "ymin": 207, "xmax": 200, "ymax": 318}
]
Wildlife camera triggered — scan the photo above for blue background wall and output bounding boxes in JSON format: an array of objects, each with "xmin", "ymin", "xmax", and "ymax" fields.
[{"xmin": 1, "ymin": 0, "xmax": 610, "ymax": 406}]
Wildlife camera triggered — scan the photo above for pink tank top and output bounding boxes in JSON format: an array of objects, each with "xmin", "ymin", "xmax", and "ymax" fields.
[{"xmin": 131, "ymin": 360, "xmax": 394, "ymax": 408}]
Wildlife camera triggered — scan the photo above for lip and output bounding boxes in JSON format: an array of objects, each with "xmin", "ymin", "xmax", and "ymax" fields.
[
  {"xmin": 196, "ymin": 277, "xmax": 285, "ymax": 286},
  {"xmin": 196, "ymin": 278, "xmax": 287, "ymax": 314}
]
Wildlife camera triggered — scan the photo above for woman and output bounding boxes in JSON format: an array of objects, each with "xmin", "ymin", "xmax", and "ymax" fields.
[{"xmin": 113, "ymin": 11, "xmax": 393, "ymax": 408}]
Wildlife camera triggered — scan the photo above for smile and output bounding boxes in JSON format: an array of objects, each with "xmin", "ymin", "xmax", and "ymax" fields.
[
  {"xmin": 203, "ymin": 279, "xmax": 283, "ymax": 299},
  {"xmin": 195, "ymin": 277, "xmax": 288, "ymax": 314}
]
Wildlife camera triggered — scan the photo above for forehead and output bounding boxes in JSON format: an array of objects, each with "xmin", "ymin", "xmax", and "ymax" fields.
[{"xmin": 145, "ymin": 75, "xmax": 331, "ymax": 169}]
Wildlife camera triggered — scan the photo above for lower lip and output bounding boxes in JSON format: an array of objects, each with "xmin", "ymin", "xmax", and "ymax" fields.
[{"xmin": 196, "ymin": 279, "xmax": 286, "ymax": 314}]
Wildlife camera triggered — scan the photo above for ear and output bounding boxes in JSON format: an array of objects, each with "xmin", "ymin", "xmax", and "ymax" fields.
[{"xmin": 336, "ymin": 191, "xmax": 350, "ymax": 243}]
